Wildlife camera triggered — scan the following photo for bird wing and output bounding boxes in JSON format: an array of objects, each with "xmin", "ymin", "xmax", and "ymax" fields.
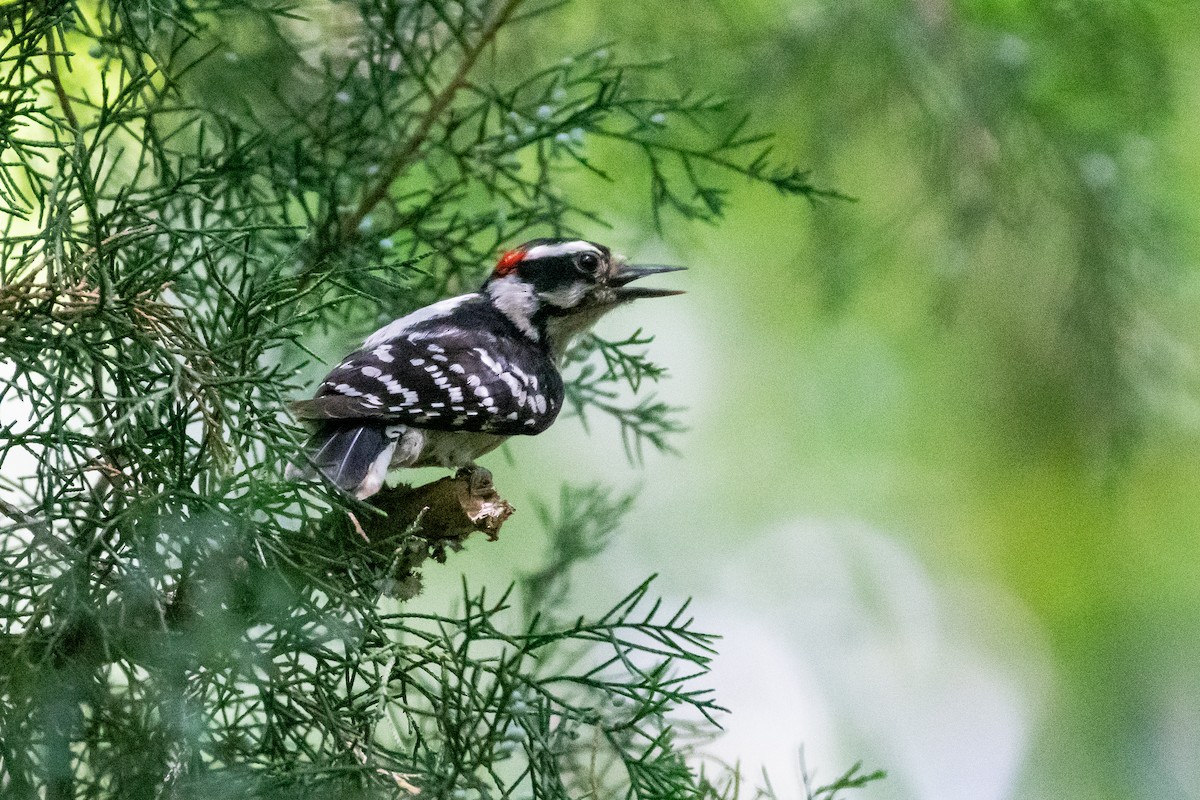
[{"xmin": 290, "ymin": 330, "xmax": 564, "ymax": 436}]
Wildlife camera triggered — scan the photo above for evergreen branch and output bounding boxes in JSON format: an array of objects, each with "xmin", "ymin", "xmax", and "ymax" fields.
[
  {"xmin": 43, "ymin": 36, "xmax": 79, "ymax": 132},
  {"xmin": 564, "ymin": 376, "xmax": 686, "ymax": 462},
  {"xmin": 520, "ymin": 484, "xmax": 636, "ymax": 620},
  {"xmin": 802, "ymin": 753, "xmax": 887, "ymax": 800},
  {"xmin": 586, "ymin": 330, "xmax": 668, "ymax": 392},
  {"xmin": 336, "ymin": 0, "xmax": 527, "ymax": 245},
  {"xmin": 560, "ymin": 331, "xmax": 684, "ymax": 461},
  {"xmin": 599, "ymin": 124, "xmax": 826, "ymax": 199}
]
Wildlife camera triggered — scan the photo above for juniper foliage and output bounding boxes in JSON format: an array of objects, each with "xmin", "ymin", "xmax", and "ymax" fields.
[{"xmin": 0, "ymin": 1, "xmax": 872, "ymax": 798}]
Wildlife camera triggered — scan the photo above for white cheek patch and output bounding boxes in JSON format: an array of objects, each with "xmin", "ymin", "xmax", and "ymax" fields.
[
  {"xmin": 545, "ymin": 303, "xmax": 615, "ymax": 360},
  {"xmin": 538, "ymin": 280, "xmax": 590, "ymax": 310},
  {"xmin": 523, "ymin": 241, "xmax": 600, "ymax": 260},
  {"xmin": 486, "ymin": 275, "xmax": 538, "ymax": 339}
]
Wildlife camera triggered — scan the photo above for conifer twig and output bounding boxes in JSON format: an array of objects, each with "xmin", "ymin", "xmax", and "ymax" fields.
[{"xmin": 336, "ymin": 0, "xmax": 527, "ymax": 244}]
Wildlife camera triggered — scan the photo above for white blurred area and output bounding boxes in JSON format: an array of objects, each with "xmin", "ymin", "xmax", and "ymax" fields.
[{"xmin": 694, "ymin": 518, "xmax": 1053, "ymax": 800}]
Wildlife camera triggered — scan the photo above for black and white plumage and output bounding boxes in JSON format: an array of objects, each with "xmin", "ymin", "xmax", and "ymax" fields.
[{"xmin": 288, "ymin": 238, "xmax": 683, "ymax": 499}]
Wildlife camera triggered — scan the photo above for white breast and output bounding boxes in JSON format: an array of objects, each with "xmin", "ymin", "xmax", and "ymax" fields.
[{"xmin": 386, "ymin": 426, "xmax": 508, "ymax": 470}]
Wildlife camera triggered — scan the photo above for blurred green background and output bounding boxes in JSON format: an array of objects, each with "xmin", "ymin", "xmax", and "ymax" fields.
[{"xmin": 401, "ymin": 2, "xmax": 1200, "ymax": 799}]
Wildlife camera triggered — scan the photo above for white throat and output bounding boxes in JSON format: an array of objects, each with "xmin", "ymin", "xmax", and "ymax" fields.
[
  {"xmin": 545, "ymin": 303, "xmax": 617, "ymax": 362},
  {"xmin": 486, "ymin": 276, "xmax": 539, "ymax": 340}
]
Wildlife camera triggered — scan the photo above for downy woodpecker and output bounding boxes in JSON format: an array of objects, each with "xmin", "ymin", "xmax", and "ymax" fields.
[{"xmin": 288, "ymin": 238, "xmax": 684, "ymax": 499}]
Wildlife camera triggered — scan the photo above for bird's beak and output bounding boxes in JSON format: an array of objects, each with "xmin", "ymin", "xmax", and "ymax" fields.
[{"xmin": 609, "ymin": 263, "xmax": 687, "ymax": 300}]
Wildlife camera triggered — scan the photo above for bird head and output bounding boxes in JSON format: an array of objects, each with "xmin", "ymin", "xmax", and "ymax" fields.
[{"xmin": 483, "ymin": 238, "xmax": 684, "ymax": 353}]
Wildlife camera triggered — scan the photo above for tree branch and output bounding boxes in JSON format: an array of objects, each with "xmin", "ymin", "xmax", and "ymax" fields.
[
  {"xmin": 336, "ymin": 0, "xmax": 527, "ymax": 244},
  {"xmin": 352, "ymin": 467, "xmax": 515, "ymax": 599}
]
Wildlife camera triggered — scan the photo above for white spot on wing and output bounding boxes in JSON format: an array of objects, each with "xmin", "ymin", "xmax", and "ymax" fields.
[
  {"xmin": 388, "ymin": 386, "xmax": 419, "ymax": 405},
  {"xmin": 474, "ymin": 348, "xmax": 507, "ymax": 375},
  {"xmin": 500, "ymin": 373, "xmax": 526, "ymax": 403}
]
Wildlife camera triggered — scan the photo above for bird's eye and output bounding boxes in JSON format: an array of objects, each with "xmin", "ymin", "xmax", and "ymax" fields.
[{"xmin": 576, "ymin": 252, "xmax": 601, "ymax": 273}]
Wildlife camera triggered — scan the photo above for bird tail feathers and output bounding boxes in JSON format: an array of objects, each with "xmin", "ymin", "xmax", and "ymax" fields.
[{"xmin": 287, "ymin": 423, "xmax": 393, "ymax": 498}]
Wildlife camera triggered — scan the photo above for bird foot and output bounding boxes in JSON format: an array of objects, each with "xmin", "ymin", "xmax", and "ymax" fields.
[
  {"xmin": 359, "ymin": 466, "xmax": 511, "ymax": 547},
  {"xmin": 454, "ymin": 465, "xmax": 494, "ymax": 495}
]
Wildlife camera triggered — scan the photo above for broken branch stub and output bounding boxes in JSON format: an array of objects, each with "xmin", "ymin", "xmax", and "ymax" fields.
[
  {"xmin": 353, "ymin": 468, "xmax": 514, "ymax": 599},
  {"xmin": 364, "ymin": 467, "xmax": 514, "ymax": 544}
]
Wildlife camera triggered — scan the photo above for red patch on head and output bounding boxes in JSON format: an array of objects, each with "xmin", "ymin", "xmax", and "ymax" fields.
[{"xmin": 494, "ymin": 248, "xmax": 526, "ymax": 276}]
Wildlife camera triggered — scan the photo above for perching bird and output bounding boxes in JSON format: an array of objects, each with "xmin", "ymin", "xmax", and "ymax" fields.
[{"xmin": 288, "ymin": 238, "xmax": 684, "ymax": 499}]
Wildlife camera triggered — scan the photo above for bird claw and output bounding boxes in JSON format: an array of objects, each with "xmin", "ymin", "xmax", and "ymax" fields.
[{"xmin": 455, "ymin": 465, "xmax": 494, "ymax": 495}]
